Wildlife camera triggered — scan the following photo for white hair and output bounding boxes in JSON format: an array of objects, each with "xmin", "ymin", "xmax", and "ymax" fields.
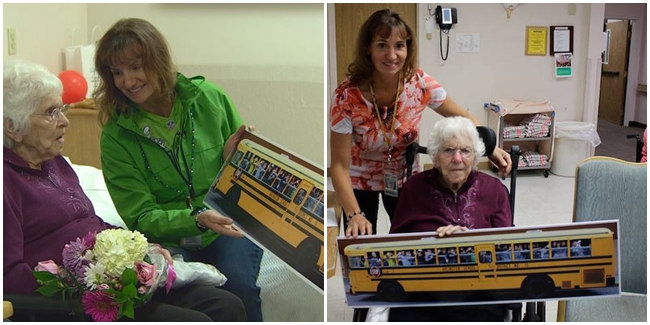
[
  {"xmin": 3, "ymin": 59, "xmax": 62, "ymax": 148},
  {"xmin": 427, "ymin": 116, "xmax": 486, "ymax": 169}
]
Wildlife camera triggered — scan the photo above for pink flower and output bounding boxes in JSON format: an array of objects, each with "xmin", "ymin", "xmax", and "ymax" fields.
[
  {"xmin": 138, "ymin": 286, "xmax": 147, "ymax": 295},
  {"xmin": 135, "ymin": 261, "xmax": 156, "ymax": 287},
  {"xmin": 34, "ymin": 260, "xmax": 59, "ymax": 274},
  {"xmin": 81, "ymin": 291, "xmax": 119, "ymax": 322},
  {"xmin": 165, "ymin": 263, "xmax": 176, "ymax": 294}
]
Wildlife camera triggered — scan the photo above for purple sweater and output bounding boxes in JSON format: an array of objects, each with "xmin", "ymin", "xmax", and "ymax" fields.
[
  {"xmin": 3, "ymin": 147, "xmax": 113, "ymax": 294},
  {"xmin": 390, "ymin": 169, "xmax": 511, "ymax": 234}
]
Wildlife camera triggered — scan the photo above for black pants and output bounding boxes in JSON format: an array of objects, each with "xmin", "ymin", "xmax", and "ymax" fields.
[
  {"xmin": 388, "ymin": 305, "xmax": 507, "ymax": 322},
  {"xmin": 134, "ymin": 284, "xmax": 246, "ymax": 322},
  {"xmin": 343, "ymin": 189, "xmax": 401, "ymax": 235}
]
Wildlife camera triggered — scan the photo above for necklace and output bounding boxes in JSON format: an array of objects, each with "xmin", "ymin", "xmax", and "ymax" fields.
[
  {"xmin": 369, "ymin": 74, "xmax": 401, "ymax": 163},
  {"xmin": 138, "ymin": 106, "xmax": 197, "ymax": 209}
]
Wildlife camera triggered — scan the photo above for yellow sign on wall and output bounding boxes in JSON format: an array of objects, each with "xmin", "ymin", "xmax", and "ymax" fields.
[{"xmin": 526, "ymin": 26, "xmax": 548, "ymax": 56}]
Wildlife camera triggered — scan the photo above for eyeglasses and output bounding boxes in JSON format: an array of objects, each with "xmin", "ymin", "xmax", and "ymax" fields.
[
  {"xmin": 440, "ymin": 147, "xmax": 475, "ymax": 159},
  {"xmin": 33, "ymin": 104, "xmax": 70, "ymax": 122}
]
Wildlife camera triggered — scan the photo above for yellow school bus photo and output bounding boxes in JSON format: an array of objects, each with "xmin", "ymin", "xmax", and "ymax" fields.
[
  {"xmin": 337, "ymin": 223, "xmax": 620, "ymax": 307},
  {"xmin": 205, "ymin": 132, "xmax": 324, "ymax": 291}
]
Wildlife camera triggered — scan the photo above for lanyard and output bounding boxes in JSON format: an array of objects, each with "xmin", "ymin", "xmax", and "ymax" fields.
[{"xmin": 369, "ymin": 76, "xmax": 401, "ymax": 163}]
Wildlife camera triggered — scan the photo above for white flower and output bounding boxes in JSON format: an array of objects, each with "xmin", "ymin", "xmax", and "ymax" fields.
[
  {"xmin": 92, "ymin": 229, "xmax": 148, "ymax": 277},
  {"xmin": 84, "ymin": 262, "xmax": 109, "ymax": 290}
]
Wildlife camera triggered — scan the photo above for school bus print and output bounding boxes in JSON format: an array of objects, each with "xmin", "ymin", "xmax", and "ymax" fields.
[
  {"xmin": 338, "ymin": 222, "xmax": 620, "ymax": 307},
  {"xmin": 205, "ymin": 132, "xmax": 324, "ymax": 291}
]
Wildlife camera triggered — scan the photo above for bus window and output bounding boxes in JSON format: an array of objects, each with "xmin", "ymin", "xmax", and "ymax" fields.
[
  {"xmin": 447, "ymin": 248, "xmax": 459, "ymax": 264},
  {"xmin": 283, "ymin": 176, "xmax": 301, "ymax": 199},
  {"xmin": 533, "ymin": 241, "xmax": 550, "ymax": 260},
  {"xmin": 422, "ymin": 248, "xmax": 436, "ymax": 265},
  {"xmin": 496, "ymin": 244, "xmax": 513, "ymax": 261},
  {"xmin": 349, "ymin": 255, "xmax": 366, "ymax": 269},
  {"xmin": 293, "ymin": 188, "xmax": 307, "ymax": 205},
  {"xmin": 551, "ymin": 240, "xmax": 568, "ymax": 259},
  {"xmin": 437, "ymin": 248, "xmax": 449, "ymax": 264},
  {"xmin": 459, "ymin": 246, "xmax": 475, "ymax": 264},
  {"xmin": 263, "ymin": 166, "xmax": 279, "ymax": 186},
  {"xmin": 303, "ymin": 187, "xmax": 321, "ymax": 211},
  {"xmin": 570, "ymin": 239, "xmax": 591, "ymax": 257},
  {"xmin": 383, "ymin": 251, "xmax": 397, "ymax": 267},
  {"xmin": 479, "ymin": 251, "xmax": 493, "ymax": 263},
  {"xmin": 253, "ymin": 159, "xmax": 269, "ymax": 180},
  {"xmin": 315, "ymin": 199, "xmax": 324, "ymax": 219},
  {"xmin": 397, "ymin": 250, "xmax": 415, "ymax": 266},
  {"xmin": 230, "ymin": 150, "xmax": 243, "ymax": 165},
  {"xmin": 367, "ymin": 251, "xmax": 382, "ymax": 267},
  {"xmin": 514, "ymin": 243, "xmax": 531, "ymax": 261},
  {"xmin": 273, "ymin": 170, "xmax": 290, "ymax": 193}
]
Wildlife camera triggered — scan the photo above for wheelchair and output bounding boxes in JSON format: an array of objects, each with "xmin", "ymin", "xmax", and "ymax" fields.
[{"xmin": 351, "ymin": 126, "xmax": 546, "ymax": 322}]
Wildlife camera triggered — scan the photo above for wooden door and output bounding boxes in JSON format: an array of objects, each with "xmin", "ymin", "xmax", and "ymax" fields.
[
  {"xmin": 598, "ymin": 20, "xmax": 631, "ymax": 125},
  {"xmin": 334, "ymin": 4, "xmax": 417, "ymax": 85}
]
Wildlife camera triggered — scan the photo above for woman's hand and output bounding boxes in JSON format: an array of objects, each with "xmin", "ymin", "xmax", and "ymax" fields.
[
  {"xmin": 345, "ymin": 214, "xmax": 373, "ymax": 238},
  {"xmin": 488, "ymin": 147, "xmax": 512, "ymax": 178},
  {"xmin": 223, "ymin": 125, "xmax": 255, "ymax": 162},
  {"xmin": 196, "ymin": 209, "xmax": 244, "ymax": 238},
  {"xmin": 159, "ymin": 247, "xmax": 174, "ymax": 266},
  {"xmin": 436, "ymin": 225, "xmax": 468, "ymax": 237}
]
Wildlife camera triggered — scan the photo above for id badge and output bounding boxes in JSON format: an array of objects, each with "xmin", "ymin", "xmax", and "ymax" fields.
[{"xmin": 383, "ymin": 168, "xmax": 399, "ymax": 197}]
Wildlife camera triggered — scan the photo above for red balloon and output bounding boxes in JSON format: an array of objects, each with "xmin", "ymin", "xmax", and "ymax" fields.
[{"xmin": 58, "ymin": 70, "xmax": 88, "ymax": 104}]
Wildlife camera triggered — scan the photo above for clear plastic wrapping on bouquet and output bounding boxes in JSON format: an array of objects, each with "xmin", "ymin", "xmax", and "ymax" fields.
[{"xmin": 146, "ymin": 244, "xmax": 228, "ymax": 294}]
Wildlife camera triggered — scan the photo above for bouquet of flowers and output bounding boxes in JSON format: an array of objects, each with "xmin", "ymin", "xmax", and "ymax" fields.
[{"xmin": 32, "ymin": 229, "xmax": 176, "ymax": 322}]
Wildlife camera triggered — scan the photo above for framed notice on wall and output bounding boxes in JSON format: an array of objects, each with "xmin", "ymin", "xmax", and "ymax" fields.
[
  {"xmin": 525, "ymin": 26, "xmax": 548, "ymax": 56},
  {"xmin": 550, "ymin": 26, "xmax": 574, "ymax": 55}
]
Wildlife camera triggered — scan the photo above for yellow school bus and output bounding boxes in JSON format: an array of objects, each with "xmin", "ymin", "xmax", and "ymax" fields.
[
  {"xmin": 343, "ymin": 228, "xmax": 616, "ymax": 301},
  {"xmin": 209, "ymin": 138, "xmax": 324, "ymax": 290}
]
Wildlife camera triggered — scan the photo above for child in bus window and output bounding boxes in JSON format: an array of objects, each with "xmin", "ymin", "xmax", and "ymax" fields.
[
  {"xmin": 423, "ymin": 249, "xmax": 435, "ymax": 264},
  {"xmin": 254, "ymin": 160, "xmax": 268, "ymax": 179},
  {"xmin": 368, "ymin": 252, "xmax": 381, "ymax": 267}
]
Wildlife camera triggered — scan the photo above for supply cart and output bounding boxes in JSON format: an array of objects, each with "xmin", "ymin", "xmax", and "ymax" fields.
[{"xmin": 487, "ymin": 99, "xmax": 555, "ymax": 178}]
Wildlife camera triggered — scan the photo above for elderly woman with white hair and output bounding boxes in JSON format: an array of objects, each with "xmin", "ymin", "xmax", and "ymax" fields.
[
  {"xmin": 3, "ymin": 59, "xmax": 245, "ymax": 322},
  {"xmin": 386, "ymin": 116, "xmax": 512, "ymax": 322}
]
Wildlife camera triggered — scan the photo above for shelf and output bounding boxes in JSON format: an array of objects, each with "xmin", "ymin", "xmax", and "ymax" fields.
[
  {"xmin": 518, "ymin": 164, "xmax": 550, "ymax": 170},
  {"xmin": 503, "ymin": 136, "xmax": 551, "ymax": 142}
]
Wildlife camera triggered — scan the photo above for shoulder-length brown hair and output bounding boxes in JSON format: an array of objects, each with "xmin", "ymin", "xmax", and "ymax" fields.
[
  {"xmin": 347, "ymin": 9, "xmax": 418, "ymax": 86},
  {"xmin": 93, "ymin": 18, "xmax": 177, "ymax": 125}
]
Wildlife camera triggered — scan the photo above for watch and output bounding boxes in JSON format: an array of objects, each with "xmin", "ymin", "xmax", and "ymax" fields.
[{"xmin": 191, "ymin": 207, "xmax": 209, "ymax": 232}]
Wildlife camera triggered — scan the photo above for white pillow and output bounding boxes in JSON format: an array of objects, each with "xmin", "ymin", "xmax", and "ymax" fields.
[{"xmin": 65, "ymin": 157, "xmax": 127, "ymax": 229}]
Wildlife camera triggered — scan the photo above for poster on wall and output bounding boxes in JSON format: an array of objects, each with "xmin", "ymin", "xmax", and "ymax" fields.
[
  {"xmin": 337, "ymin": 220, "xmax": 620, "ymax": 308},
  {"xmin": 204, "ymin": 131, "xmax": 325, "ymax": 292},
  {"xmin": 555, "ymin": 53, "xmax": 573, "ymax": 78}
]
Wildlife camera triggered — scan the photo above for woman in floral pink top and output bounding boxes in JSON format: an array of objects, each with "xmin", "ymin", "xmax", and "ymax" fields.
[{"xmin": 330, "ymin": 9, "xmax": 512, "ymax": 237}]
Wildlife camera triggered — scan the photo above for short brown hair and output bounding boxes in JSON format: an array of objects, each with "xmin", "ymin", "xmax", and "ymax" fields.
[
  {"xmin": 347, "ymin": 9, "xmax": 417, "ymax": 86},
  {"xmin": 93, "ymin": 18, "xmax": 176, "ymax": 125}
]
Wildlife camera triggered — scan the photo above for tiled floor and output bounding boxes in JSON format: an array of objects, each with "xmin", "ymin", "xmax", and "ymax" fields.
[{"xmin": 326, "ymin": 171, "xmax": 577, "ymax": 322}]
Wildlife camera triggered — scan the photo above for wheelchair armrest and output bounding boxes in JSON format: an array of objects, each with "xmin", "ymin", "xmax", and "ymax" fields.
[{"xmin": 3, "ymin": 293, "xmax": 74, "ymax": 313}]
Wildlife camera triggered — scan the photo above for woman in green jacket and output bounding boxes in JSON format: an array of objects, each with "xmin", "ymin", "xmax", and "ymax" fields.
[{"xmin": 94, "ymin": 18, "xmax": 263, "ymax": 321}]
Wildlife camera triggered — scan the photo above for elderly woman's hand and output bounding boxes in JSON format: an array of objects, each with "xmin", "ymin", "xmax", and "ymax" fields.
[
  {"xmin": 436, "ymin": 225, "xmax": 468, "ymax": 237},
  {"xmin": 345, "ymin": 215, "xmax": 373, "ymax": 238},
  {"xmin": 488, "ymin": 147, "xmax": 512, "ymax": 178}
]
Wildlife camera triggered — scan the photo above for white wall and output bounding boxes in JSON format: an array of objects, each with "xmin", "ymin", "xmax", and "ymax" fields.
[
  {"xmin": 3, "ymin": 3, "xmax": 325, "ymax": 165},
  {"xmin": 3, "ymin": 3, "xmax": 88, "ymax": 72},
  {"xmin": 326, "ymin": 3, "xmax": 649, "ymax": 167}
]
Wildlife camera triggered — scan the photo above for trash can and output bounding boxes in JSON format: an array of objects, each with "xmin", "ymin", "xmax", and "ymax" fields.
[{"xmin": 551, "ymin": 121, "xmax": 601, "ymax": 177}]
